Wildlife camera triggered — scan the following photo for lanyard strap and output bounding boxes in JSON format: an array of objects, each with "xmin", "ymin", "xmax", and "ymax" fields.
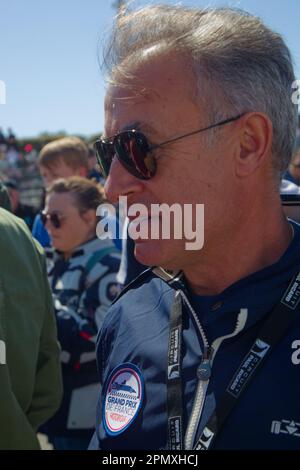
[
  {"xmin": 166, "ymin": 271, "xmax": 300, "ymax": 451},
  {"xmin": 194, "ymin": 271, "xmax": 300, "ymax": 450},
  {"xmin": 167, "ymin": 291, "xmax": 184, "ymax": 450}
]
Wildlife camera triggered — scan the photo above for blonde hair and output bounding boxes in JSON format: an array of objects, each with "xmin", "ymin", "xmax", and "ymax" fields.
[{"xmin": 39, "ymin": 136, "xmax": 89, "ymax": 172}]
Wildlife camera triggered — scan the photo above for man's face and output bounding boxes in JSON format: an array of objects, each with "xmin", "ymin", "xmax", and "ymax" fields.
[{"xmin": 104, "ymin": 53, "xmax": 239, "ymax": 270}]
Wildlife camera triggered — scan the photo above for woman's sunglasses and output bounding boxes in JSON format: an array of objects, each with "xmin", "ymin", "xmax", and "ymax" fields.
[
  {"xmin": 94, "ymin": 114, "xmax": 244, "ymax": 180},
  {"xmin": 40, "ymin": 210, "xmax": 66, "ymax": 229}
]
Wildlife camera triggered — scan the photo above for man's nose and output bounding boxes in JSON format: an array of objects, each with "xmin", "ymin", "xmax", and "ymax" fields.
[{"xmin": 104, "ymin": 157, "xmax": 144, "ymax": 204}]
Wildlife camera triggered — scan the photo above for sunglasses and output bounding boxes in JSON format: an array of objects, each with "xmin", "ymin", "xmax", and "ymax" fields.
[
  {"xmin": 94, "ymin": 114, "xmax": 244, "ymax": 180},
  {"xmin": 40, "ymin": 210, "xmax": 66, "ymax": 229}
]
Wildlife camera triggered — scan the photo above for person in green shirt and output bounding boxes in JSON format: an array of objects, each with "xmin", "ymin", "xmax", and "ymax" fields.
[{"xmin": 0, "ymin": 207, "xmax": 63, "ymax": 449}]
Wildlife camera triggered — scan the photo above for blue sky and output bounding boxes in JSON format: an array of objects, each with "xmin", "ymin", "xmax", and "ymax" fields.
[{"xmin": 0, "ymin": 0, "xmax": 299, "ymax": 138}]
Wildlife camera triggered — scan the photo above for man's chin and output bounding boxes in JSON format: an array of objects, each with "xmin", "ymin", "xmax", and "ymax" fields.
[
  {"xmin": 133, "ymin": 241, "xmax": 156, "ymax": 266},
  {"xmin": 133, "ymin": 239, "xmax": 181, "ymax": 270}
]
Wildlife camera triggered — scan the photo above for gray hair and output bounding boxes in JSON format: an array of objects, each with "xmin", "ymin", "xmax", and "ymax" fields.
[{"xmin": 103, "ymin": 4, "xmax": 298, "ymax": 178}]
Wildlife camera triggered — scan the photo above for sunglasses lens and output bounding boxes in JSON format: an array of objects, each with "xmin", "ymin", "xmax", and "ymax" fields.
[
  {"xmin": 40, "ymin": 212, "xmax": 61, "ymax": 229},
  {"xmin": 51, "ymin": 214, "xmax": 61, "ymax": 229},
  {"xmin": 94, "ymin": 141, "xmax": 114, "ymax": 178},
  {"xmin": 94, "ymin": 131, "xmax": 156, "ymax": 180},
  {"xmin": 115, "ymin": 131, "xmax": 156, "ymax": 180}
]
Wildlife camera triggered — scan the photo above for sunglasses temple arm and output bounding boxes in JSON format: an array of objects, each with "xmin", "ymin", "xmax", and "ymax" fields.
[{"xmin": 148, "ymin": 114, "xmax": 244, "ymax": 151}]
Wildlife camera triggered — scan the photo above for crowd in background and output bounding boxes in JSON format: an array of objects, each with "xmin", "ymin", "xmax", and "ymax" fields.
[
  {"xmin": 0, "ymin": 130, "xmax": 124, "ymax": 449},
  {"xmin": 1, "ymin": 116, "xmax": 300, "ymax": 450}
]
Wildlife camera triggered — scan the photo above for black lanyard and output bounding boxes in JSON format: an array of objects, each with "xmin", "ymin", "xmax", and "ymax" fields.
[
  {"xmin": 166, "ymin": 272, "xmax": 300, "ymax": 450},
  {"xmin": 167, "ymin": 291, "xmax": 184, "ymax": 449}
]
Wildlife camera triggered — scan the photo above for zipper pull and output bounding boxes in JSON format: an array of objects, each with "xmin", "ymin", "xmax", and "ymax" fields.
[{"xmin": 197, "ymin": 347, "xmax": 213, "ymax": 381}]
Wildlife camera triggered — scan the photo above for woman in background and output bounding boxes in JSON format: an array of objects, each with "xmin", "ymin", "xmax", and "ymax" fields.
[{"xmin": 41, "ymin": 176, "xmax": 120, "ymax": 450}]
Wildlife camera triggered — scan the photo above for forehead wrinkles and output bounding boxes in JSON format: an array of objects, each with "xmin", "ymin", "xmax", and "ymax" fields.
[
  {"xmin": 106, "ymin": 50, "xmax": 197, "ymax": 108},
  {"xmin": 105, "ymin": 58, "xmax": 202, "ymax": 139},
  {"xmin": 104, "ymin": 85, "xmax": 160, "ymax": 137},
  {"xmin": 105, "ymin": 79, "xmax": 160, "ymax": 114}
]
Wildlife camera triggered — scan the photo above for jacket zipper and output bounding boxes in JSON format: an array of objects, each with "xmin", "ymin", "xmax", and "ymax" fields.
[{"xmin": 178, "ymin": 289, "xmax": 248, "ymax": 450}]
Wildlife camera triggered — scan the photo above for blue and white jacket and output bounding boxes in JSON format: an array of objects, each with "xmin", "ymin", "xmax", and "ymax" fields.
[
  {"xmin": 44, "ymin": 237, "xmax": 121, "ymax": 438},
  {"xmin": 90, "ymin": 222, "xmax": 300, "ymax": 450}
]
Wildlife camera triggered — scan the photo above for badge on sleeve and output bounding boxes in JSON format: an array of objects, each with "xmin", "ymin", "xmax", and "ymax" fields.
[{"xmin": 103, "ymin": 363, "xmax": 144, "ymax": 436}]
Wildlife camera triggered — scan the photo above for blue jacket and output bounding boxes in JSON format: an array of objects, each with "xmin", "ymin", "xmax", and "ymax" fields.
[
  {"xmin": 43, "ymin": 237, "xmax": 121, "ymax": 438},
  {"xmin": 90, "ymin": 221, "xmax": 300, "ymax": 450},
  {"xmin": 32, "ymin": 214, "xmax": 51, "ymax": 247}
]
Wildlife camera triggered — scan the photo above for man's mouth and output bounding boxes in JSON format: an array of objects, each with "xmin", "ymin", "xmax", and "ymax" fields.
[{"xmin": 128, "ymin": 213, "xmax": 162, "ymax": 242}]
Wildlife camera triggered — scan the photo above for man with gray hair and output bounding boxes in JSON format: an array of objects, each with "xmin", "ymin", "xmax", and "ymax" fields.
[{"xmin": 90, "ymin": 5, "xmax": 300, "ymax": 449}]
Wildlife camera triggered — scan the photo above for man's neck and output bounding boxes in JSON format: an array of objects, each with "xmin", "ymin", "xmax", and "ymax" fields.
[{"xmin": 183, "ymin": 209, "xmax": 293, "ymax": 296}]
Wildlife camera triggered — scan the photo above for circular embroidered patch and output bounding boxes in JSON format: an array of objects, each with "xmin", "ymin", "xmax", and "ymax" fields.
[{"xmin": 103, "ymin": 363, "xmax": 144, "ymax": 436}]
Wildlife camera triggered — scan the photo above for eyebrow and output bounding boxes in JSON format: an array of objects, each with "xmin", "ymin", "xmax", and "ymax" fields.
[
  {"xmin": 101, "ymin": 124, "xmax": 140, "ymax": 140},
  {"xmin": 103, "ymin": 121, "xmax": 160, "ymax": 141},
  {"xmin": 119, "ymin": 121, "xmax": 141, "ymax": 132},
  {"xmin": 120, "ymin": 121, "xmax": 160, "ymax": 138}
]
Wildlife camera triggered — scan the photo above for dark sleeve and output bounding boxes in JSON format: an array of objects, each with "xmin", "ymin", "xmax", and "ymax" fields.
[
  {"xmin": 87, "ymin": 312, "xmax": 111, "ymax": 451},
  {"xmin": 55, "ymin": 253, "xmax": 121, "ymax": 367}
]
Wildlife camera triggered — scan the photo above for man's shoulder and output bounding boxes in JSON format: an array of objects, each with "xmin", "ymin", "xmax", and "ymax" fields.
[
  {"xmin": 100, "ymin": 268, "xmax": 175, "ymax": 333},
  {"xmin": 96, "ymin": 269, "xmax": 175, "ymax": 369},
  {"xmin": 114, "ymin": 267, "xmax": 175, "ymax": 303}
]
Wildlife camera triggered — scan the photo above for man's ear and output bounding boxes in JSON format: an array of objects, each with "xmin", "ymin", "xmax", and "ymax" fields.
[{"xmin": 235, "ymin": 112, "xmax": 273, "ymax": 178}]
